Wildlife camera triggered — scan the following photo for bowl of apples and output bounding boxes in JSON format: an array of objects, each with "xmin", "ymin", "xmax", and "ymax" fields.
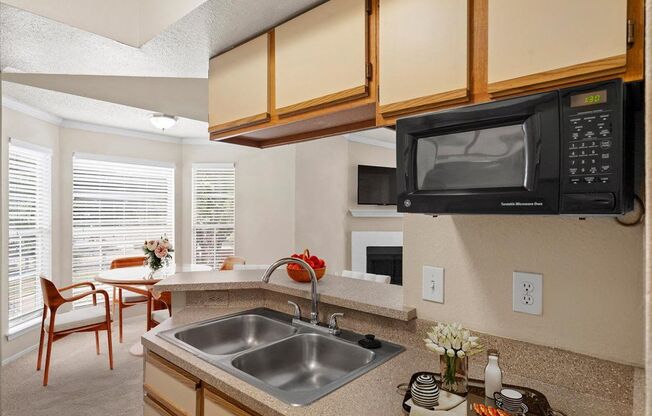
[{"xmin": 286, "ymin": 249, "xmax": 326, "ymax": 283}]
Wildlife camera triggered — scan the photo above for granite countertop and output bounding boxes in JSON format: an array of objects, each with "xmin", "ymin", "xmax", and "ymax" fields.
[
  {"xmin": 142, "ymin": 307, "xmax": 432, "ymax": 416},
  {"xmin": 152, "ymin": 269, "xmax": 416, "ymax": 321}
]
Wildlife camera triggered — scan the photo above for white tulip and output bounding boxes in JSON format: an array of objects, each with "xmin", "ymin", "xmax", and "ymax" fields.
[
  {"xmin": 436, "ymin": 346, "xmax": 446, "ymax": 355},
  {"xmin": 446, "ymin": 348, "xmax": 455, "ymax": 357},
  {"xmin": 457, "ymin": 350, "xmax": 465, "ymax": 358}
]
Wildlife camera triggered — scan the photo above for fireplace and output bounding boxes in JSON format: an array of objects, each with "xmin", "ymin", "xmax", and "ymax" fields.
[
  {"xmin": 351, "ymin": 231, "xmax": 403, "ymax": 286},
  {"xmin": 366, "ymin": 246, "xmax": 402, "ymax": 285}
]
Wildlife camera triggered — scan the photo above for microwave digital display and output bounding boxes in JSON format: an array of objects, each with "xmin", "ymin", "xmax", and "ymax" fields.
[{"xmin": 570, "ymin": 89, "xmax": 607, "ymax": 107}]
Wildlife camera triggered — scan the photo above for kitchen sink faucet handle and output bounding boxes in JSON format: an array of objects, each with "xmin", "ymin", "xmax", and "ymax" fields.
[
  {"xmin": 287, "ymin": 301, "xmax": 302, "ymax": 320},
  {"xmin": 328, "ymin": 312, "xmax": 344, "ymax": 336}
]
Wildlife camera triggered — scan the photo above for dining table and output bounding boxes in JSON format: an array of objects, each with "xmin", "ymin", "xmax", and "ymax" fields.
[{"xmin": 95, "ymin": 263, "xmax": 211, "ymax": 356}]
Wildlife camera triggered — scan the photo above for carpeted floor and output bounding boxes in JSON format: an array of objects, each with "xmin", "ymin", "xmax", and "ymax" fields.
[{"xmin": 2, "ymin": 317, "xmax": 146, "ymax": 416}]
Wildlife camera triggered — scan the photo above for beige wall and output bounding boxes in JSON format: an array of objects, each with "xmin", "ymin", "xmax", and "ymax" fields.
[
  {"xmin": 180, "ymin": 143, "xmax": 296, "ymax": 265},
  {"xmin": 294, "ymin": 137, "xmax": 349, "ymax": 273},
  {"xmin": 404, "ymin": 214, "xmax": 645, "ymax": 366},
  {"xmin": 294, "ymin": 136, "xmax": 403, "ymax": 274},
  {"xmin": 345, "ymin": 141, "xmax": 403, "ymax": 267}
]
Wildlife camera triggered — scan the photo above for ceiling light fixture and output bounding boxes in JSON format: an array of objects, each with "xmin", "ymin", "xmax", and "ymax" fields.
[{"xmin": 149, "ymin": 113, "xmax": 178, "ymax": 131}]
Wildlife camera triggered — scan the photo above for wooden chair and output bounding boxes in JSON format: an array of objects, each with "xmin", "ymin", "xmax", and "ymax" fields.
[
  {"xmin": 147, "ymin": 290, "xmax": 172, "ymax": 330},
  {"xmin": 37, "ymin": 277, "xmax": 113, "ymax": 386},
  {"xmin": 110, "ymin": 256, "xmax": 149, "ymax": 343},
  {"xmin": 219, "ymin": 256, "xmax": 246, "ymax": 271}
]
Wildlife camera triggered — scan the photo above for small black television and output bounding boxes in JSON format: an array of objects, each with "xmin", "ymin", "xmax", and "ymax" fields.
[{"xmin": 357, "ymin": 165, "xmax": 397, "ymax": 205}]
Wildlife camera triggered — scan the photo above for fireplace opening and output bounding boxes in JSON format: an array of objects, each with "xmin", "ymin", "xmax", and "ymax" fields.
[{"xmin": 366, "ymin": 246, "xmax": 402, "ymax": 286}]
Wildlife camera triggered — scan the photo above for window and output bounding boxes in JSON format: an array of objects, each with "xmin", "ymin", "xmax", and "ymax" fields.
[
  {"xmin": 8, "ymin": 139, "xmax": 52, "ymax": 330},
  {"xmin": 72, "ymin": 154, "xmax": 174, "ymax": 306},
  {"xmin": 192, "ymin": 164, "xmax": 235, "ymax": 270}
]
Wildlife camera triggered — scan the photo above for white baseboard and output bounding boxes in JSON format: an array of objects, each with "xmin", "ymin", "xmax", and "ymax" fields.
[{"xmin": 2, "ymin": 343, "xmax": 39, "ymax": 366}]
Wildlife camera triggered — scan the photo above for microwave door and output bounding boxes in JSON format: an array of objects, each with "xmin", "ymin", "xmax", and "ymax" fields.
[{"xmin": 415, "ymin": 119, "xmax": 538, "ymax": 193}]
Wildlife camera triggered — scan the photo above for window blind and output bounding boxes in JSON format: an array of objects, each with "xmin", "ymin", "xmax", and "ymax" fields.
[
  {"xmin": 192, "ymin": 164, "xmax": 235, "ymax": 270},
  {"xmin": 72, "ymin": 155, "xmax": 174, "ymax": 307},
  {"xmin": 8, "ymin": 140, "xmax": 52, "ymax": 330}
]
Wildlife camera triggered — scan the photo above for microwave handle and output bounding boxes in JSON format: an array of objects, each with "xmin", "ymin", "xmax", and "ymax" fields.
[{"xmin": 522, "ymin": 114, "xmax": 541, "ymax": 191}]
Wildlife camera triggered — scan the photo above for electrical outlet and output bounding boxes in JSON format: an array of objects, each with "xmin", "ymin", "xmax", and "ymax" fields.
[
  {"xmin": 422, "ymin": 266, "xmax": 444, "ymax": 303},
  {"xmin": 513, "ymin": 271, "xmax": 542, "ymax": 315}
]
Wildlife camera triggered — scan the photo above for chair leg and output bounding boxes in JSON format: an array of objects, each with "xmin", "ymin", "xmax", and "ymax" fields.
[
  {"xmin": 36, "ymin": 327, "xmax": 45, "ymax": 371},
  {"xmin": 95, "ymin": 330, "xmax": 100, "ymax": 354},
  {"xmin": 112, "ymin": 287, "xmax": 117, "ymax": 318},
  {"xmin": 43, "ymin": 316, "xmax": 56, "ymax": 386},
  {"xmin": 36, "ymin": 305, "xmax": 47, "ymax": 371},
  {"xmin": 106, "ymin": 319, "xmax": 114, "ymax": 370},
  {"xmin": 118, "ymin": 288, "xmax": 123, "ymax": 343}
]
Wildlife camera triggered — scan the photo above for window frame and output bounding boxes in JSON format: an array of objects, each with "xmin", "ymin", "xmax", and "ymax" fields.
[
  {"xmin": 6, "ymin": 138, "xmax": 52, "ymax": 333},
  {"xmin": 191, "ymin": 163, "xmax": 236, "ymax": 270},
  {"xmin": 71, "ymin": 153, "xmax": 175, "ymax": 307}
]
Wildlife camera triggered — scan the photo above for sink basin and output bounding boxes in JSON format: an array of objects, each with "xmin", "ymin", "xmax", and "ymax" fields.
[
  {"xmin": 157, "ymin": 308, "xmax": 403, "ymax": 406},
  {"xmin": 173, "ymin": 314, "xmax": 296, "ymax": 355},
  {"xmin": 231, "ymin": 333, "xmax": 375, "ymax": 392}
]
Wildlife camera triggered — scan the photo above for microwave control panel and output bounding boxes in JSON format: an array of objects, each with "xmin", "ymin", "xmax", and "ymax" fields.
[{"xmin": 560, "ymin": 80, "xmax": 627, "ymax": 214}]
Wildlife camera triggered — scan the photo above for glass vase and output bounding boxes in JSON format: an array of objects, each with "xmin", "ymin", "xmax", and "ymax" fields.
[{"xmin": 439, "ymin": 354, "xmax": 468, "ymax": 394}]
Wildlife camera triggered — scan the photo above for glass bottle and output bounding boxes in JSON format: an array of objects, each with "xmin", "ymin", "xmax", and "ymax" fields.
[{"xmin": 484, "ymin": 349, "xmax": 502, "ymax": 398}]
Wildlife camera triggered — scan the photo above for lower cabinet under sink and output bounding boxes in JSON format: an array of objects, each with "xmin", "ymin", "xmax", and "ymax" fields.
[{"xmin": 157, "ymin": 307, "xmax": 404, "ymax": 406}]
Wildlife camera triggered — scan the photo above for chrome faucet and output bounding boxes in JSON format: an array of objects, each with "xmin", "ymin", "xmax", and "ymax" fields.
[{"xmin": 262, "ymin": 258, "xmax": 320, "ymax": 325}]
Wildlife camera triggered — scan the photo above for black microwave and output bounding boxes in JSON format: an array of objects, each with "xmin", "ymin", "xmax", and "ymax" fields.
[{"xmin": 396, "ymin": 79, "xmax": 643, "ymax": 215}]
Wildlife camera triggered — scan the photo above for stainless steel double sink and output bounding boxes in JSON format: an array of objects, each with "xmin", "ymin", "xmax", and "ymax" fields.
[{"xmin": 157, "ymin": 308, "xmax": 404, "ymax": 406}]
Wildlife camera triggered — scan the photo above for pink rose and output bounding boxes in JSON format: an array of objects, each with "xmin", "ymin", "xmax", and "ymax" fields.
[
  {"xmin": 146, "ymin": 240, "xmax": 158, "ymax": 251},
  {"xmin": 154, "ymin": 245, "xmax": 168, "ymax": 259}
]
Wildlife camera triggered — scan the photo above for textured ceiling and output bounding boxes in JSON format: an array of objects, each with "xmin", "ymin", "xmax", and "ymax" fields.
[
  {"xmin": 1, "ymin": 0, "xmax": 208, "ymax": 47},
  {"xmin": 3, "ymin": 81, "xmax": 209, "ymax": 140},
  {"xmin": 0, "ymin": 0, "xmax": 323, "ymax": 139},
  {"xmin": 0, "ymin": 0, "xmax": 324, "ymax": 77}
]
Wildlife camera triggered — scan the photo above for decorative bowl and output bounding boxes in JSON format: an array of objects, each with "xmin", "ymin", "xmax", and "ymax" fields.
[{"xmin": 286, "ymin": 266, "xmax": 326, "ymax": 283}]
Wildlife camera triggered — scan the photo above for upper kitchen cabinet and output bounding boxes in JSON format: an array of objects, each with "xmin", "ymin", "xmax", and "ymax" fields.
[
  {"xmin": 208, "ymin": 34, "xmax": 270, "ymax": 135},
  {"xmin": 274, "ymin": 0, "xmax": 370, "ymax": 117},
  {"xmin": 487, "ymin": 0, "xmax": 629, "ymax": 97},
  {"xmin": 378, "ymin": 0, "xmax": 469, "ymax": 119}
]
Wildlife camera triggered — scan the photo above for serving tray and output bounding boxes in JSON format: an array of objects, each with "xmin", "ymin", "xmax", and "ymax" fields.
[{"xmin": 402, "ymin": 372, "xmax": 555, "ymax": 415}]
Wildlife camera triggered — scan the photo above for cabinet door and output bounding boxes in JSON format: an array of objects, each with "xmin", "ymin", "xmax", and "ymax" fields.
[
  {"xmin": 209, "ymin": 34, "xmax": 270, "ymax": 133},
  {"xmin": 203, "ymin": 388, "xmax": 257, "ymax": 416},
  {"xmin": 274, "ymin": 0, "xmax": 369, "ymax": 117},
  {"xmin": 378, "ymin": 0, "xmax": 469, "ymax": 118},
  {"xmin": 144, "ymin": 352, "xmax": 200, "ymax": 416},
  {"xmin": 144, "ymin": 396, "xmax": 175, "ymax": 416},
  {"xmin": 488, "ymin": 0, "xmax": 628, "ymax": 96}
]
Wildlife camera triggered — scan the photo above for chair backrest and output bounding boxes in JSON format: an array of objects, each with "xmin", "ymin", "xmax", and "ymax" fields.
[
  {"xmin": 110, "ymin": 256, "xmax": 146, "ymax": 269},
  {"xmin": 220, "ymin": 256, "xmax": 246, "ymax": 271},
  {"xmin": 40, "ymin": 277, "xmax": 65, "ymax": 309}
]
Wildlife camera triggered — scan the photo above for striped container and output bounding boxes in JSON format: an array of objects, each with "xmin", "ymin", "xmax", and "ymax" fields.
[{"xmin": 410, "ymin": 374, "xmax": 440, "ymax": 409}]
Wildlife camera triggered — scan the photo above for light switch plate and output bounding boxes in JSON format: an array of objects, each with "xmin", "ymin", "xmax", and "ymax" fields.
[
  {"xmin": 422, "ymin": 266, "xmax": 444, "ymax": 303},
  {"xmin": 513, "ymin": 271, "xmax": 543, "ymax": 315}
]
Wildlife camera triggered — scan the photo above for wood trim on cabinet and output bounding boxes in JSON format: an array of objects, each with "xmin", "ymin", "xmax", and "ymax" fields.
[
  {"xmin": 203, "ymin": 385, "xmax": 261, "ymax": 416},
  {"xmin": 276, "ymin": 85, "xmax": 369, "ymax": 118},
  {"xmin": 144, "ymin": 394, "xmax": 176, "ymax": 416},
  {"xmin": 624, "ymin": 0, "xmax": 643, "ymax": 81},
  {"xmin": 144, "ymin": 385, "xmax": 190, "ymax": 416},
  {"xmin": 378, "ymin": 88, "xmax": 469, "ymax": 118},
  {"xmin": 146, "ymin": 352, "xmax": 200, "ymax": 388},
  {"xmin": 487, "ymin": 54, "xmax": 627, "ymax": 98},
  {"xmin": 208, "ymin": 113, "xmax": 271, "ymax": 134},
  {"xmin": 469, "ymin": 0, "xmax": 488, "ymax": 103}
]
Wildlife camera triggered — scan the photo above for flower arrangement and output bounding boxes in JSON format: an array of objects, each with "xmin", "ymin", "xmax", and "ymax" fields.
[
  {"xmin": 424, "ymin": 322, "xmax": 483, "ymax": 393},
  {"xmin": 143, "ymin": 236, "xmax": 174, "ymax": 276}
]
